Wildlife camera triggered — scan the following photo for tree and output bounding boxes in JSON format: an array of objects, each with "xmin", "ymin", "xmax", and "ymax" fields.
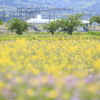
[
  {"xmin": 0, "ymin": 19, "xmax": 3, "ymax": 25},
  {"xmin": 42, "ymin": 20, "xmax": 59, "ymax": 35},
  {"xmin": 90, "ymin": 16, "xmax": 100, "ymax": 28},
  {"xmin": 96, "ymin": 16, "xmax": 100, "ymax": 23},
  {"xmin": 7, "ymin": 18, "xmax": 29, "ymax": 35},
  {"xmin": 59, "ymin": 13, "xmax": 84, "ymax": 35}
]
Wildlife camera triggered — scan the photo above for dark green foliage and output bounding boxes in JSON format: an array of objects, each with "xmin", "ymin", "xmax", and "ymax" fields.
[
  {"xmin": 59, "ymin": 13, "xmax": 84, "ymax": 35},
  {"xmin": 43, "ymin": 13, "xmax": 84, "ymax": 35},
  {"xmin": 90, "ymin": 16, "xmax": 100, "ymax": 24},
  {"xmin": 7, "ymin": 18, "xmax": 29, "ymax": 35},
  {"xmin": 89, "ymin": 16, "xmax": 100, "ymax": 28},
  {"xmin": 42, "ymin": 20, "xmax": 59, "ymax": 35},
  {"xmin": 0, "ymin": 19, "xmax": 3, "ymax": 25}
]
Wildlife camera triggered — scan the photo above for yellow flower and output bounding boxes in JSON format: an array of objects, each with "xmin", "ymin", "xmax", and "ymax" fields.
[
  {"xmin": 94, "ymin": 59, "xmax": 100, "ymax": 69},
  {"xmin": 87, "ymin": 84, "xmax": 98, "ymax": 94},
  {"xmin": 62, "ymin": 93, "xmax": 71, "ymax": 100},
  {"xmin": 26, "ymin": 88, "xmax": 35, "ymax": 97},
  {"xmin": 0, "ymin": 81, "xmax": 5, "ymax": 89},
  {"xmin": 47, "ymin": 90, "xmax": 58, "ymax": 98},
  {"xmin": 15, "ymin": 77, "xmax": 23, "ymax": 84},
  {"xmin": 5, "ymin": 72, "xmax": 13, "ymax": 79}
]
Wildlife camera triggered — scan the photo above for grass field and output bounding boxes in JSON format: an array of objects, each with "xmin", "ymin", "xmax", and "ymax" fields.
[
  {"xmin": 0, "ymin": 31, "xmax": 100, "ymax": 41},
  {"xmin": 0, "ymin": 33, "xmax": 100, "ymax": 100}
]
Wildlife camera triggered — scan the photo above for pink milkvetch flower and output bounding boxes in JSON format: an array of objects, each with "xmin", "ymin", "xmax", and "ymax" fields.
[
  {"xmin": 65, "ymin": 76, "xmax": 78, "ymax": 89},
  {"xmin": 48, "ymin": 75, "xmax": 55, "ymax": 85},
  {"xmin": 71, "ymin": 97, "xmax": 80, "ymax": 100},
  {"xmin": 85, "ymin": 74, "xmax": 94, "ymax": 84}
]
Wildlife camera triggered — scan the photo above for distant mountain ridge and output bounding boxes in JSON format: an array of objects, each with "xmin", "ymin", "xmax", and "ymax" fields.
[{"xmin": 0, "ymin": 0, "xmax": 100, "ymax": 15}]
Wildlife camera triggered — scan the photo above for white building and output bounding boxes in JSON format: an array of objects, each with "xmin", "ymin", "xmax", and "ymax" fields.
[
  {"xmin": 81, "ymin": 20, "xmax": 90, "ymax": 24},
  {"xmin": 27, "ymin": 14, "xmax": 54, "ymax": 24}
]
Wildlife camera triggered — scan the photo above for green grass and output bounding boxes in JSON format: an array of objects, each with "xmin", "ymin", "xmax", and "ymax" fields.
[{"xmin": 0, "ymin": 32, "xmax": 100, "ymax": 41}]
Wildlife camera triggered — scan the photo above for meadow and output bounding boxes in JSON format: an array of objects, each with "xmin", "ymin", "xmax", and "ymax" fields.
[{"xmin": 0, "ymin": 34, "xmax": 100, "ymax": 100}]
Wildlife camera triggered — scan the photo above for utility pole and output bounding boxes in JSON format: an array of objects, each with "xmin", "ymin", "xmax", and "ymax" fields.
[
  {"xmin": 53, "ymin": 12, "xmax": 56, "ymax": 21},
  {"xmin": 9, "ymin": 11, "xmax": 11, "ymax": 20},
  {"xmin": 12, "ymin": 11, "xmax": 14, "ymax": 19},
  {"xmin": 26, "ymin": 8, "xmax": 28, "ymax": 21},
  {"xmin": 3, "ymin": 10, "xmax": 5, "ymax": 22},
  {"xmin": 9, "ymin": 6, "xmax": 73, "ymax": 22},
  {"xmin": 49, "ymin": 10, "xmax": 51, "ymax": 22},
  {"xmin": 71, "ymin": 8, "xmax": 73, "ymax": 15},
  {"xmin": 20, "ymin": 9, "xmax": 22, "ymax": 20}
]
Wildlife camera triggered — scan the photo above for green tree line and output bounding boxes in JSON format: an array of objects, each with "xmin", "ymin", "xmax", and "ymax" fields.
[{"xmin": 6, "ymin": 14, "xmax": 100, "ymax": 35}]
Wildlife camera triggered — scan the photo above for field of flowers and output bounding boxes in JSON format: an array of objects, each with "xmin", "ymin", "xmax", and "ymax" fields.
[{"xmin": 0, "ymin": 37, "xmax": 100, "ymax": 100}]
